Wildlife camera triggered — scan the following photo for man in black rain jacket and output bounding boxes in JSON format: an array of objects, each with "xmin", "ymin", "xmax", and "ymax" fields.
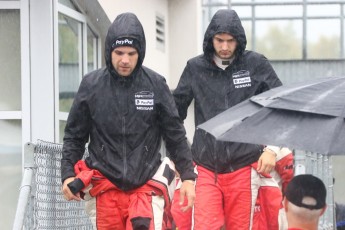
[
  {"xmin": 173, "ymin": 9, "xmax": 282, "ymax": 230},
  {"xmin": 61, "ymin": 12, "xmax": 196, "ymax": 230}
]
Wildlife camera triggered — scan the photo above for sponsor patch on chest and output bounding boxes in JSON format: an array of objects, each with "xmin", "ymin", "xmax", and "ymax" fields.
[
  {"xmin": 135, "ymin": 91, "xmax": 154, "ymax": 110},
  {"xmin": 232, "ymin": 70, "xmax": 252, "ymax": 88}
]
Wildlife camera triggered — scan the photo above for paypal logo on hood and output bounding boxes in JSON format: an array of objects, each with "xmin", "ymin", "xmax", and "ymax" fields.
[{"xmin": 115, "ymin": 38, "xmax": 134, "ymax": 46}]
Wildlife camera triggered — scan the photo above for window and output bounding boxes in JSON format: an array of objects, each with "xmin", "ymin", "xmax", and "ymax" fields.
[
  {"xmin": 56, "ymin": 2, "xmax": 100, "ymax": 142},
  {"xmin": 0, "ymin": 7, "xmax": 22, "ymax": 229},
  {"xmin": 202, "ymin": 0, "xmax": 345, "ymax": 60},
  {"xmin": 0, "ymin": 9, "xmax": 21, "ymax": 111},
  {"xmin": 87, "ymin": 25, "xmax": 99, "ymax": 72},
  {"xmin": 58, "ymin": 13, "xmax": 82, "ymax": 114}
]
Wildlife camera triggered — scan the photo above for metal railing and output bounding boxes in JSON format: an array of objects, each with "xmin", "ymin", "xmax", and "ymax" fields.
[
  {"xmin": 13, "ymin": 140, "xmax": 335, "ymax": 229},
  {"xmin": 13, "ymin": 140, "xmax": 93, "ymax": 230},
  {"xmin": 294, "ymin": 150, "xmax": 335, "ymax": 230}
]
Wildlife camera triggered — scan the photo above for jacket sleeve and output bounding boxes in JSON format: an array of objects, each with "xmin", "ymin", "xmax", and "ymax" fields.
[
  {"xmin": 172, "ymin": 63, "xmax": 194, "ymax": 120},
  {"xmin": 254, "ymin": 55, "xmax": 282, "ymax": 94},
  {"xmin": 275, "ymin": 148, "xmax": 294, "ymax": 193},
  {"xmin": 61, "ymin": 77, "xmax": 92, "ymax": 183},
  {"xmin": 157, "ymin": 77, "xmax": 197, "ymax": 181}
]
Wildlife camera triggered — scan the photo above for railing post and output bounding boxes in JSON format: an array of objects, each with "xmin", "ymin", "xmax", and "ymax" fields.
[{"xmin": 12, "ymin": 142, "xmax": 35, "ymax": 230}]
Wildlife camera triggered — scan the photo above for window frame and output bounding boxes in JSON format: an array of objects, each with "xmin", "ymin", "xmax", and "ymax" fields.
[
  {"xmin": 202, "ymin": 0, "xmax": 345, "ymax": 60},
  {"xmin": 54, "ymin": 2, "xmax": 101, "ymax": 142},
  {"xmin": 0, "ymin": 1, "xmax": 30, "ymax": 158}
]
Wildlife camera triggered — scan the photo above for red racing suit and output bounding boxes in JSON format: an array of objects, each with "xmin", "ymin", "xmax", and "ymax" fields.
[
  {"xmin": 71, "ymin": 158, "xmax": 176, "ymax": 230},
  {"xmin": 171, "ymin": 148, "xmax": 294, "ymax": 230},
  {"xmin": 252, "ymin": 148, "xmax": 294, "ymax": 230}
]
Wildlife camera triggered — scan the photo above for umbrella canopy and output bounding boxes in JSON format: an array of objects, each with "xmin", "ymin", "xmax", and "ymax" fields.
[{"xmin": 198, "ymin": 76, "xmax": 345, "ymax": 155}]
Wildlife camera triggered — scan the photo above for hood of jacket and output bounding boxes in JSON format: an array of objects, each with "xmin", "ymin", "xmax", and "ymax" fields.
[
  {"xmin": 203, "ymin": 9, "xmax": 247, "ymax": 61},
  {"xmin": 104, "ymin": 12, "xmax": 146, "ymax": 79}
]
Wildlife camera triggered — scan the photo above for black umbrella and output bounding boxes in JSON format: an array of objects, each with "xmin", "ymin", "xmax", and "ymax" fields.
[{"xmin": 197, "ymin": 76, "xmax": 345, "ymax": 155}]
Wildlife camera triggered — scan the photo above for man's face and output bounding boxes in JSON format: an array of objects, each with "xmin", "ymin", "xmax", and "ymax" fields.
[
  {"xmin": 111, "ymin": 46, "xmax": 139, "ymax": 77},
  {"xmin": 213, "ymin": 33, "xmax": 237, "ymax": 59}
]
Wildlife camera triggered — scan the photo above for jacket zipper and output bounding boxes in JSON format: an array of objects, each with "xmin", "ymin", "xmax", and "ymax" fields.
[{"xmin": 122, "ymin": 116, "xmax": 127, "ymax": 185}]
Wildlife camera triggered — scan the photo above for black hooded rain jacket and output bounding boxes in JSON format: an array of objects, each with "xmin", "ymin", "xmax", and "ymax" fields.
[
  {"xmin": 173, "ymin": 9, "xmax": 282, "ymax": 174},
  {"xmin": 61, "ymin": 13, "xmax": 196, "ymax": 191}
]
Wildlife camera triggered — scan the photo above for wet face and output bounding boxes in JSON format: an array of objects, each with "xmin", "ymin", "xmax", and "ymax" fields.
[
  {"xmin": 213, "ymin": 33, "xmax": 237, "ymax": 59},
  {"xmin": 111, "ymin": 46, "xmax": 139, "ymax": 77}
]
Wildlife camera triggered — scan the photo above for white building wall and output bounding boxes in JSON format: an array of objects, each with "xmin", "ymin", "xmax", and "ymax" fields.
[
  {"xmin": 168, "ymin": 0, "xmax": 201, "ymax": 142},
  {"xmin": 30, "ymin": 0, "xmax": 55, "ymax": 143},
  {"xmin": 168, "ymin": 0, "xmax": 201, "ymax": 89}
]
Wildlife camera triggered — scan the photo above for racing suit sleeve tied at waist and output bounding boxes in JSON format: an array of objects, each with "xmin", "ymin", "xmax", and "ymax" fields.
[{"xmin": 68, "ymin": 159, "xmax": 176, "ymax": 230}]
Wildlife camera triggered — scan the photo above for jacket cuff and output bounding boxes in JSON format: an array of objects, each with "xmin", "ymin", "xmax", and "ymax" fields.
[
  {"xmin": 67, "ymin": 178, "xmax": 85, "ymax": 194},
  {"xmin": 180, "ymin": 171, "xmax": 197, "ymax": 182},
  {"xmin": 61, "ymin": 171, "xmax": 76, "ymax": 184}
]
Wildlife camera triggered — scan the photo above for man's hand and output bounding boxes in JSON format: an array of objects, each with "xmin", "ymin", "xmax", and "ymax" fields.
[
  {"xmin": 62, "ymin": 177, "xmax": 81, "ymax": 201},
  {"xmin": 178, "ymin": 180, "xmax": 196, "ymax": 212},
  {"xmin": 257, "ymin": 148, "xmax": 276, "ymax": 174}
]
